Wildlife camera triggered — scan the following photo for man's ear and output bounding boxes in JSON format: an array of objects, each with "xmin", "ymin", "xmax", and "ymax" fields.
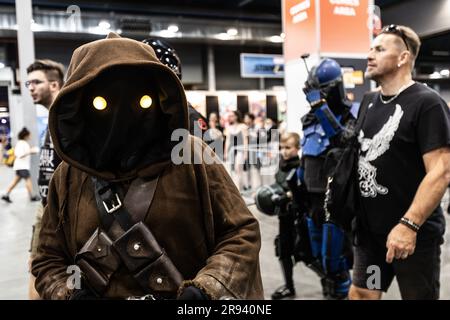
[
  {"xmin": 50, "ymin": 81, "xmax": 60, "ymax": 92},
  {"xmin": 398, "ymin": 50, "xmax": 411, "ymax": 68}
]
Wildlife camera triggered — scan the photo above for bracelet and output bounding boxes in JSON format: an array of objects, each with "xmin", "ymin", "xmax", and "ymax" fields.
[{"xmin": 399, "ymin": 217, "xmax": 420, "ymax": 232}]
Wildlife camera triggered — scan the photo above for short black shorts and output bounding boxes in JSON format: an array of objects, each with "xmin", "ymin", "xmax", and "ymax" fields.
[
  {"xmin": 352, "ymin": 235, "xmax": 441, "ymax": 299},
  {"xmin": 16, "ymin": 169, "xmax": 30, "ymax": 179}
]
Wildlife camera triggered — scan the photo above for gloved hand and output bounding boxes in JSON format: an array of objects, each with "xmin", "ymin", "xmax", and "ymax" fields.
[
  {"xmin": 303, "ymin": 87, "xmax": 325, "ymax": 109},
  {"xmin": 177, "ymin": 286, "xmax": 209, "ymax": 300}
]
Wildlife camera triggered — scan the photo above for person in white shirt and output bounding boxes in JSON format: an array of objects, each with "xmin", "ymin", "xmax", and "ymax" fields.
[
  {"xmin": 1, "ymin": 127, "xmax": 39, "ymax": 203},
  {"xmin": 224, "ymin": 111, "xmax": 249, "ymax": 191}
]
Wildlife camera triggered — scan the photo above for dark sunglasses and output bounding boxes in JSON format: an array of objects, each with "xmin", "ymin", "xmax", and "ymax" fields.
[{"xmin": 381, "ymin": 24, "xmax": 410, "ymax": 51}]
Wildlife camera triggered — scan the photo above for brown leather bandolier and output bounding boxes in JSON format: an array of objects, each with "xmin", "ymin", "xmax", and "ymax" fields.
[{"xmin": 75, "ymin": 176, "xmax": 183, "ymax": 299}]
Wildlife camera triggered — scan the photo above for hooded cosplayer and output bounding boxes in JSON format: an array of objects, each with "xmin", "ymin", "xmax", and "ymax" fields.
[{"xmin": 32, "ymin": 33, "xmax": 263, "ymax": 300}]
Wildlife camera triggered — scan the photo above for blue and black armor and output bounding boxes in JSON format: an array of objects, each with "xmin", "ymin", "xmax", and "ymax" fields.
[
  {"xmin": 299, "ymin": 58, "xmax": 356, "ymax": 299},
  {"xmin": 256, "ymin": 58, "xmax": 356, "ymax": 299}
]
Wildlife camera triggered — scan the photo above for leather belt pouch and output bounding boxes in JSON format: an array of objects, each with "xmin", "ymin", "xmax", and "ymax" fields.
[
  {"xmin": 75, "ymin": 228, "xmax": 121, "ymax": 295},
  {"xmin": 134, "ymin": 252, "xmax": 184, "ymax": 296},
  {"xmin": 113, "ymin": 222, "xmax": 162, "ymax": 272},
  {"xmin": 113, "ymin": 222, "xmax": 183, "ymax": 296}
]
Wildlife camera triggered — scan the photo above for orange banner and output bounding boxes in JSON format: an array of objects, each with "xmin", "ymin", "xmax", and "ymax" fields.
[
  {"xmin": 283, "ymin": 0, "xmax": 318, "ymax": 62},
  {"xmin": 320, "ymin": 0, "xmax": 371, "ymax": 54}
]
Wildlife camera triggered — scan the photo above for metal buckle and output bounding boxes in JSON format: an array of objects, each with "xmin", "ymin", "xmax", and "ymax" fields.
[
  {"xmin": 102, "ymin": 193, "xmax": 122, "ymax": 214},
  {"xmin": 126, "ymin": 294, "xmax": 157, "ymax": 300}
]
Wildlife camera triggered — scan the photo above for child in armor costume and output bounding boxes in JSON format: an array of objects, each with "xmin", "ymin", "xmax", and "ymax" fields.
[
  {"xmin": 255, "ymin": 132, "xmax": 307, "ymax": 299},
  {"xmin": 271, "ymin": 133, "xmax": 301, "ymax": 299}
]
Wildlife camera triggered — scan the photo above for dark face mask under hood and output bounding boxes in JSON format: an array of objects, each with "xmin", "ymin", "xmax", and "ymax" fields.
[{"xmin": 49, "ymin": 33, "xmax": 189, "ymax": 181}]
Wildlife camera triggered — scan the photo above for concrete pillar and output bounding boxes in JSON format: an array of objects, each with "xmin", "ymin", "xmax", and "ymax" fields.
[
  {"xmin": 259, "ymin": 77, "xmax": 265, "ymax": 90},
  {"xmin": 15, "ymin": 0, "xmax": 38, "ymax": 193},
  {"xmin": 207, "ymin": 45, "xmax": 216, "ymax": 92}
]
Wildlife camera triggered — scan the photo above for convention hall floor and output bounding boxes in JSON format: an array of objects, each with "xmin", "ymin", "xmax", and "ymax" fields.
[{"xmin": 1, "ymin": 164, "xmax": 449, "ymax": 300}]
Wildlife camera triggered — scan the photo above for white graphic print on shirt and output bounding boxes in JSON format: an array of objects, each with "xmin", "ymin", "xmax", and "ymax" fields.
[{"xmin": 358, "ymin": 104, "xmax": 404, "ymax": 198}]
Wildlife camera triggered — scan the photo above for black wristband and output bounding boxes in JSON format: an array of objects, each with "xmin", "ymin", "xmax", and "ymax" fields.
[{"xmin": 399, "ymin": 217, "xmax": 420, "ymax": 232}]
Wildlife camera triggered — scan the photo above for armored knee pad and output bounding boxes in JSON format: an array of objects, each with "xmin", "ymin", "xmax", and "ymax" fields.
[{"xmin": 321, "ymin": 222, "xmax": 350, "ymax": 275}]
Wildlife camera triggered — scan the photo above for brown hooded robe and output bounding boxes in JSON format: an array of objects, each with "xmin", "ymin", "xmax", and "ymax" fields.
[{"xmin": 32, "ymin": 33, "xmax": 263, "ymax": 300}]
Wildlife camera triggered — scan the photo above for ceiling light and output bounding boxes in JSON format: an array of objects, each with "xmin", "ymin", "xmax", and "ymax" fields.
[
  {"xmin": 168, "ymin": 25, "xmax": 179, "ymax": 33},
  {"xmin": 31, "ymin": 20, "xmax": 44, "ymax": 32},
  {"xmin": 89, "ymin": 27, "xmax": 109, "ymax": 35},
  {"xmin": 0, "ymin": 62, "xmax": 5, "ymax": 68},
  {"xmin": 159, "ymin": 30, "xmax": 177, "ymax": 38},
  {"xmin": 430, "ymin": 71, "xmax": 441, "ymax": 79},
  {"xmin": 98, "ymin": 20, "xmax": 111, "ymax": 29},
  {"xmin": 215, "ymin": 33, "xmax": 233, "ymax": 40},
  {"xmin": 227, "ymin": 28, "xmax": 238, "ymax": 36},
  {"xmin": 269, "ymin": 35, "xmax": 283, "ymax": 43},
  {"xmin": 440, "ymin": 69, "xmax": 450, "ymax": 77}
]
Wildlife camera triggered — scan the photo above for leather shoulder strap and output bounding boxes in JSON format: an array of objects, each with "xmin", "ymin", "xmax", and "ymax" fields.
[
  {"xmin": 91, "ymin": 175, "xmax": 159, "ymax": 235},
  {"xmin": 124, "ymin": 176, "xmax": 159, "ymax": 224}
]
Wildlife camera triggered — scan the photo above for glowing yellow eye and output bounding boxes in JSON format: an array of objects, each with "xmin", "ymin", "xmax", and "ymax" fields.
[
  {"xmin": 139, "ymin": 95, "xmax": 153, "ymax": 109},
  {"xmin": 93, "ymin": 96, "xmax": 107, "ymax": 110}
]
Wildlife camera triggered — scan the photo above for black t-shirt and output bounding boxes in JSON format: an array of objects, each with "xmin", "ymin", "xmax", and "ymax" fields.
[
  {"xmin": 38, "ymin": 128, "xmax": 62, "ymax": 206},
  {"xmin": 358, "ymin": 83, "xmax": 450, "ymax": 240}
]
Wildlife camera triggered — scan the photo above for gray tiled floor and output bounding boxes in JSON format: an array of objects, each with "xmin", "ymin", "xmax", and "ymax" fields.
[
  {"xmin": 0, "ymin": 165, "xmax": 40, "ymax": 300},
  {"xmin": 0, "ymin": 164, "xmax": 449, "ymax": 300}
]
